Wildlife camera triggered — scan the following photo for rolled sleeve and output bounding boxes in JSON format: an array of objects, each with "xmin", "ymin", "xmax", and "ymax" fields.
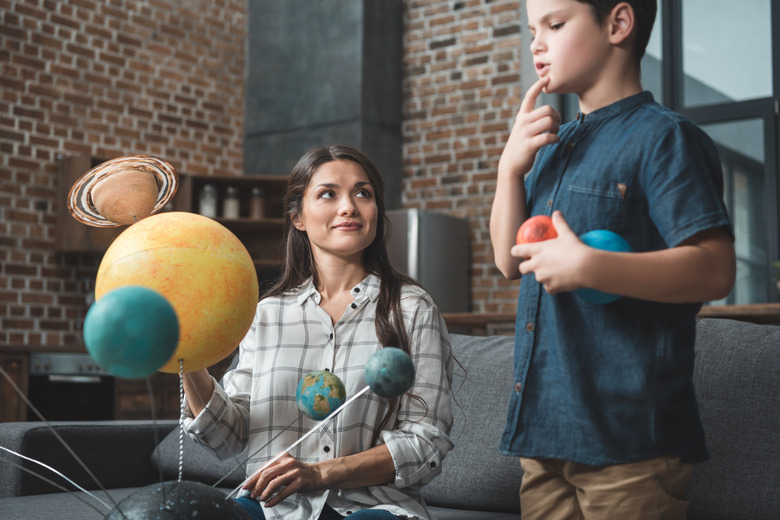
[
  {"xmin": 379, "ymin": 289, "xmax": 455, "ymax": 489},
  {"xmin": 381, "ymin": 422, "xmax": 453, "ymax": 488},
  {"xmin": 185, "ymin": 378, "xmax": 251, "ymax": 460}
]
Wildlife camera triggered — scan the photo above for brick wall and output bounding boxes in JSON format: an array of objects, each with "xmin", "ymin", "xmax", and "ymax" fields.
[
  {"xmin": 0, "ymin": 0, "xmax": 522, "ymax": 352},
  {"xmin": 0, "ymin": 0, "xmax": 247, "ymax": 349},
  {"xmin": 402, "ymin": 0, "xmax": 522, "ymax": 313}
]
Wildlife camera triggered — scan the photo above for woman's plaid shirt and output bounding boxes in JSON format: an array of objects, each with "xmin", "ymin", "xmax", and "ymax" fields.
[{"xmin": 186, "ymin": 274, "xmax": 454, "ymax": 520}]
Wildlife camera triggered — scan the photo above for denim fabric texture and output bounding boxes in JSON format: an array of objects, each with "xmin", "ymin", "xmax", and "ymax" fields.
[{"xmin": 501, "ymin": 92, "xmax": 732, "ymax": 465}]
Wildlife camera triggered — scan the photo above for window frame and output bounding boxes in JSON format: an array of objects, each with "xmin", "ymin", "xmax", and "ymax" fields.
[{"xmin": 662, "ymin": 0, "xmax": 780, "ymax": 303}]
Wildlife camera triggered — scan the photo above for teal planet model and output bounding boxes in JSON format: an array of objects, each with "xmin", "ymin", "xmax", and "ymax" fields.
[
  {"xmin": 83, "ymin": 285, "xmax": 179, "ymax": 379},
  {"xmin": 364, "ymin": 347, "xmax": 415, "ymax": 398}
]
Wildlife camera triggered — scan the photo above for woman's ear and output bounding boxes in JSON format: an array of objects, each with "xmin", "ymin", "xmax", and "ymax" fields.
[
  {"xmin": 291, "ymin": 213, "xmax": 305, "ymax": 231},
  {"xmin": 608, "ymin": 2, "xmax": 635, "ymax": 46}
]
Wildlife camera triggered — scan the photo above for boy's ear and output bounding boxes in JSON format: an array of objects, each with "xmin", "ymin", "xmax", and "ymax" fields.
[{"xmin": 608, "ymin": 2, "xmax": 635, "ymax": 46}]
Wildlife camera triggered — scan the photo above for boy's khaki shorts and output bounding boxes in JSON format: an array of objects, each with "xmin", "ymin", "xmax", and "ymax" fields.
[{"xmin": 519, "ymin": 455, "xmax": 693, "ymax": 520}]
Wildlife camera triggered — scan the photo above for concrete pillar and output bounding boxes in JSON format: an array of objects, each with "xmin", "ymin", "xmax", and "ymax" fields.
[{"xmin": 244, "ymin": 0, "xmax": 403, "ymax": 208}]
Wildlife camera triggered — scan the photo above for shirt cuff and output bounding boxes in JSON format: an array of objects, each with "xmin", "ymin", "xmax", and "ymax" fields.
[
  {"xmin": 186, "ymin": 377, "xmax": 229, "ymax": 437},
  {"xmin": 380, "ymin": 423, "xmax": 452, "ymax": 489}
]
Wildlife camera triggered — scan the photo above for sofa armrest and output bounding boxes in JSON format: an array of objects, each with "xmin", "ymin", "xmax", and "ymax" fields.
[{"xmin": 0, "ymin": 420, "xmax": 177, "ymax": 497}]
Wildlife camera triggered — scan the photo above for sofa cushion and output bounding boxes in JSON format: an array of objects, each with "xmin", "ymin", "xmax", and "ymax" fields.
[
  {"xmin": 0, "ymin": 487, "xmax": 137, "ymax": 520},
  {"xmin": 149, "ymin": 424, "xmax": 247, "ymax": 488},
  {"xmin": 421, "ymin": 333, "xmax": 522, "ymax": 514},
  {"xmin": 427, "ymin": 504, "xmax": 521, "ymax": 520},
  {"xmin": 0, "ymin": 421, "xmax": 175, "ymax": 497},
  {"xmin": 150, "ymin": 359, "xmax": 247, "ymax": 488},
  {"xmin": 688, "ymin": 318, "xmax": 780, "ymax": 520}
]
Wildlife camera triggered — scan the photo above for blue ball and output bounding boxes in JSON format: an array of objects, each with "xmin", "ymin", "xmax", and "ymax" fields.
[
  {"xmin": 364, "ymin": 347, "xmax": 415, "ymax": 398},
  {"xmin": 84, "ymin": 286, "xmax": 179, "ymax": 379},
  {"xmin": 574, "ymin": 229, "xmax": 633, "ymax": 304}
]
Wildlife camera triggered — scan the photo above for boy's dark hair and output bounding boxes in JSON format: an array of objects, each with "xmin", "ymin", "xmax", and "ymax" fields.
[{"xmin": 576, "ymin": 0, "xmax": 657, "ymax": 61}]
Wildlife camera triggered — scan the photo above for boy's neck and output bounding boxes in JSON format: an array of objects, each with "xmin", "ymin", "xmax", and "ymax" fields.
[{"xmin": 578, "ymin": 63, "xmax": 643, "ymax": 115}]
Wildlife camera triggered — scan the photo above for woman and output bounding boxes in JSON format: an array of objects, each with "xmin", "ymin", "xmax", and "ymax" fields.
[{"xmin": 183, "ymin": 145, "xmax": 454, "ymax": 520}]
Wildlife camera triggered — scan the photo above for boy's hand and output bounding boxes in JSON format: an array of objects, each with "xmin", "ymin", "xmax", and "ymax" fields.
[
  {"xmin": 512, "ymin": 211, "xmax": 590, "ymax": 294},
  {"xmin": 498, "ymin": 77, "xmax": 561, "ymax": 178}
]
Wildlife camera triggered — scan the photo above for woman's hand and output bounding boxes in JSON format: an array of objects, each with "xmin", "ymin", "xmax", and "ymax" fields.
[
  {"xmin": 243, "ymin": 453, "xmax": 324, "ymax": 508},
  {"xmin": 242, "ymin": 444, "xmax": 395, "ymax": 508}
]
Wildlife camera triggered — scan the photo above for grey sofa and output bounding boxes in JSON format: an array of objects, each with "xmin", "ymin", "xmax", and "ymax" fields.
[{"xmin": 1, "ymin": 318, "xmax": 779, "ymax": 519}]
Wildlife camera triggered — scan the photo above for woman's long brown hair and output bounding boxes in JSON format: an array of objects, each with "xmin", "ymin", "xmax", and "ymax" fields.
[{"xmin": 263, "ymin": 145, "xmax": 422, "ymax": 439}]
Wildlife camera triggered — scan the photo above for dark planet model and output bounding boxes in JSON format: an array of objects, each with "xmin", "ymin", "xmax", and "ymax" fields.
[
  {"xmin": 364, "ymin": 347, "xmax": 416, "ymax": 398},
  {"xmin": 105, "ymin": 480, "xmax": 250, "ymax": 519}
]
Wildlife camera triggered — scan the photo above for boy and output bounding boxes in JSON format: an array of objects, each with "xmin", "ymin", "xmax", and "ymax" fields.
[{"xmin": 489, "ymin": 1, "xmax": 736, "ymax": 518}]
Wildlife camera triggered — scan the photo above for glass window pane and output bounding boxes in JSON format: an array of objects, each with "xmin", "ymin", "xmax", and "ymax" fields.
[
  {"xmin": 683, "ymin": 0, "xmax": 772, "ymax": 108},
  {"xmin": 641, "ymin": 0, "xmax": 662, "ymax": 102},
  {"xmin": 701, "ymin": 119, "xmax": 768, "ymax": 304}
]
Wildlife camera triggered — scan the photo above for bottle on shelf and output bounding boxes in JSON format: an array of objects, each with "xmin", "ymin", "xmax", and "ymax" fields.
[
  {"xmin": 198, "ymin": 184, "xmax": 217, "ymax": 218},
  {"xmin": 249, "ymin": 187, "xmax": 265, "ymax": 219},
  {"xmin": 223, "ymin": 186, "xmax": 240, "ymax": 219}
]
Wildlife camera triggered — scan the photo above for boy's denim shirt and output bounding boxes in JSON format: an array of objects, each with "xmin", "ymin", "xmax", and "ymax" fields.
[{"xmin": 501, "ymin": 91, "xmax": 733, "ymax": 465}]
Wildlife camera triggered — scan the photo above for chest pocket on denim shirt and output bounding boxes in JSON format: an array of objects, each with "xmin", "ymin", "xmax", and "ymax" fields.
[{"xmin": 563, "ymin": 178, "xmax": 628, "ymax": 234}]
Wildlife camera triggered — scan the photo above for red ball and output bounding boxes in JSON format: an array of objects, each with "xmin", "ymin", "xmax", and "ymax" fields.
[{"xmin": 517, "ymin": 215, "xmax": 557, "ymax": 245}]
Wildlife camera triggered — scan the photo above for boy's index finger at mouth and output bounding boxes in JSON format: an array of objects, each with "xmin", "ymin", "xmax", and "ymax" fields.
[{"xmin": 521, "ymin": 77, "xmax": 549, "ymax": 113}]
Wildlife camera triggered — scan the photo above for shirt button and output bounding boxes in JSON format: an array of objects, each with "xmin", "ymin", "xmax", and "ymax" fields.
[
  {"xmin": 525, "ymin": 322, "xmax": 534, "ymax": 332},
  {"xmin": 354, "ymin": 287, "xmax": 360, "ymax": 293},
  {"xmin": 429, "ymin": 461, "xmax": 437, "ymax": 468},
  {"xmin": 324, "ymin": 446, "xmax": 330, "ymax": 453},
  {"xmin": 547, "ymin": 199, "xmax": 553, "ymax": 208},
  {"xmin": 514, "ymin": 382, "xmax": 523, "ymax": 393},
  {"xmin": 350, "ymin": 303, "xmax": 357, "ymax": 309}
]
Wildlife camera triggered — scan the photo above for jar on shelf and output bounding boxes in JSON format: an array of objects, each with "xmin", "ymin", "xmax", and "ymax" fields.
[
  {"xmin": 223, "ymin": 186, "xmax": 240, "ymax": 219},
  {"xmin": 249, "ymin": 186, "xmax": 265, "ymax": 219},
  {"xmin": 198, "ymin": 184, "xmax": 217, "ymax": 218}
]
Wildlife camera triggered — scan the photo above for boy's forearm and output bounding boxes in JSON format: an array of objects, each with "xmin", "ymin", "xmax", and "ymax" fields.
[
  {"xmin": 583, "ymin": 227, "xmax": 735, "ymax": 303},
  {"xmin": 490, "ymin": 169, "xmax": 528, "ymax": 279}
]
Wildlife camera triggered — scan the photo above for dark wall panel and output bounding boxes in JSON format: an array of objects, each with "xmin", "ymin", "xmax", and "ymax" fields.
[{"xmin": 244, "ymin": 0, "xmax": 402, "ymax": 208}]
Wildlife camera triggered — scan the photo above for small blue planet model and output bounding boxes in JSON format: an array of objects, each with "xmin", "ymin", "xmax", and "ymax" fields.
[
  {"xmin": 574, "ymin": 229, "xmax": 633, "ymax": 304},
  {"xmin": 296, "ymin": 370, "xmax": 347, "ymax": 421},
  {"xmin": 83, "ymin": 285, "xmax": 179, "ymax": 379},
  {"xmin": 364, "ymin": 347, "xmax": 415, "ymax": 398}
]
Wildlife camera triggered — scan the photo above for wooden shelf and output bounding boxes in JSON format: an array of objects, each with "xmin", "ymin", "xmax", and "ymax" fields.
[
  {"xmin": 0, "ymin": 354, "xmax": 29, "ymax": 422},
  {"xmin": 56, "ymin": 155, "xmax": 288, "ymax": 275},
  {"xmin": 697, "ymin": 303, "xmax": 780, "ymax": 325},
  {"xmin": 56, "ymin": 155, "xmax": 126, "ymax": 253},
  {"xmin": 442, "ymin": 304, "xmax": 780, "ymax": 336},
  {"xmin": 54, "ymin": 156, "xmax": 288, "ymax": 421}
]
